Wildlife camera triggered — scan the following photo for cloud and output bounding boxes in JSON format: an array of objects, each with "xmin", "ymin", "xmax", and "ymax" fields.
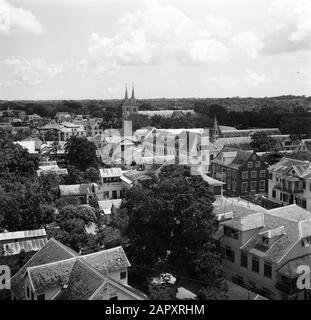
[
  {"xmin": 0, "ymin": 57, "xmax": 62, "ymax": 87},
  {"xmin": 86, "ymin": 0, "xmax": 241, "ymax": 71},
  {"xmin": 204, "ymin": 74, "xmax": 238, "ymax": 89},
  {"xmin": 232, "ymin": 32, "xmax": 263, "ymax": 58},
  {"xmin": 244, "ymin": 69, "xmax": 269, "ymax": 87},
  {"xmin": 264, "ymin": 0, "xmax": 311, "ymax": 54},
  {"xmin": 0, "ymin": 0, "xmax": 44, "ymax": 36}
]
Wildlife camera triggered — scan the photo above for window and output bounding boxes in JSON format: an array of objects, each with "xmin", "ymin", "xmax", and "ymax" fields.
[
  {"xmin": 241, "ymin": 252, "xmax": 248, "ymax": 268},
  {"xmin": 242, "ymin": 182, "xmax": 248, "ymax": 192},
  {"xmin": 251, "ymin": 171, "xmax": 257, "ymax": 178},
  {"xmin": 247, "ymin": 162, "xmax": 253, "ymax": 169},
  {"xmin": 242, "ymin": 171, "xmax": 248, "ymax": 179},
  {"xmin": 252, "ymin": 155, "xmax": 257, "ymax": 160},
  {"xmin": 251, "ymin": 181, "xmax": 257, "ymax": 191},
  {"xmin": 264, "ymin": 262, "xmax": 272, "ymax": 278},
  {"xmin": 120, "ymin": 271, "xmax": 127, "ymax": 280},
  {"xmin": 37, "ymin": 294, "xmax": 45, "ymax": 300},
  {"xmin": 232, "ymin": 181, "xmax": 236, "ymax": 192},
  {"xmin": 112, "ymin": 190, "xmax": 117, "ymax": 199},
  {"xmin": 227, "ymin": 179, "xmax": 231, "ymax": 190},
  {"xmin": 255, "ymin": 161, "xmax": 261, "ymax": 168},
  {"xmin": 232, "ymin": 171, "xmax": 236, "ymax": 179},
  {"xmin": 227, "ymin": 169, "xmax": 231, "ymax": 177},
  {"xmin": 225, "ymin": 246, "xmax": 235, "ymax": 262},
  {"xmin": 269, "ymin": 172, "xmax": 273, "ymax": 180},
  {"xmin": 224, "ymin": 226, "xmax": 239, "ymax": 240},
  {"xmin": 259, "ymin": 180, "xmax": 265, "ymax": 190},
  {"xmin": 104, "ymin": 191, "xmax": 109, "ymax": 199},
  {"xmin": 26, "ymin": 286, "xmax": 30, "ymax": 299},
  {"xmin": 252, "ymin": 256, "xmax": 259, "ymax": 273},
  {"xmin": 260, "ymin": 170, "xmax": 266, "ymax": 178},
  {"xmin": 110, "ymin": 296, "xmax": 118, "ymax": 300},
  {"xmin": 272, "ymin": 189, "xmax": 276, "ymax": 198}
]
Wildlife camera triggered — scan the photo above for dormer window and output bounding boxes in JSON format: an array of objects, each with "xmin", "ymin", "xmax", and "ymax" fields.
[{"xmin": 262, "ymin": 237, "xmax": 269, "ymax": 246}]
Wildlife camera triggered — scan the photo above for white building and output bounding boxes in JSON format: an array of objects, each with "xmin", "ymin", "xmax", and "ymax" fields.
[{"xmin": 268, "ymin": 158, "xmax": 311, "ymax": 212}]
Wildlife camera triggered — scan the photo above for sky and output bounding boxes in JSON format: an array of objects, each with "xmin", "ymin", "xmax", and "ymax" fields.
[{"xmin": 0, "ymin": 0, "xmax": 310, "ymax": 100}]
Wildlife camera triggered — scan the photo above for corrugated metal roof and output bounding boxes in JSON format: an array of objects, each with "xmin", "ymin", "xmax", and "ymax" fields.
[
  {"xmin": 99, "ymin": 167, "xmax": 122, "ymax": 178},
  {"xmin": 0, "ymin": 229, "xmax": 46, "ymax": 241}
]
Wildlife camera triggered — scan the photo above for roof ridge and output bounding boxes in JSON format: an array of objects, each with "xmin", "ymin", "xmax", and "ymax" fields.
[{"xmin": 26, "ymin": 256, "xmax": 77, "ymax": 273}]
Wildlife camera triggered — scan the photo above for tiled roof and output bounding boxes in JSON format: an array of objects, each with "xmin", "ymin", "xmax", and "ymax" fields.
[
  {"xmin": 267, "ymin": 204, "xmax": 311, "ymax": 222},
  {"xmin": 55, "ymin": 259, "xmax": 107, "ymax": 300},
  {"xmin": 28, "ymin": 258, "xmax": 76, "ymax": 294},
  {"xmin": 10, "ymin": 238, "xmax": 78, "ymax": 299},
  {"xmin": 268, "ymin": 157, "xmax": 311, "ymax": 178},
  {"xmin": 238, "ymin": 205, "xmax": 311, "ymax": 263},
  {"xmin": 80, "ymin": 246, "xmax": 130, "ymax": 273}
]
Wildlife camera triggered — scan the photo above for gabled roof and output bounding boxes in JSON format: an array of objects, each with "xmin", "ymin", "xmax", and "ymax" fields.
[
  {"xmin": 79, "ymin": 246, "xmax": 131, "ymax": 273},
  {"xmin": 236, "ymin": 205, "xmax": 311, "ymax": 263},
  {"xmin": 10, "ymin": 238, "xmax": 78, "ymax": 299},
  {"xmin": 268, "ymin": 157, "xmax": 311, "ymax": 177},
  {"xmin": 55, "ymin": 259, "xmax": 107, "ymax": 300}
]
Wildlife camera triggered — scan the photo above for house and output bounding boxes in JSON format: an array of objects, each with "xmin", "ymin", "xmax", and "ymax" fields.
[
  {"xmin": 37, "ymin": 161, "xmax": 68, "ymax": 176},
  {"xmin": 0, "ymin": 229, "xmax": 47, "ymax": 257},
  {"xmin": 211, "ymin": 147, "xmax": 268, "ymax": 195},
  {"xmin": 22, "ymin": 136, "xmax": 43, "ymax": 151},
  {"xmin": 267, "ymin": 157, "xmax": 311, "ymax": 212},
  {"xmin": 201, "ymin": 174, "xmax": 224, "ymax": 196},
  {"xmin": 55, "ymin": 112, "xmax": 71, "ymax": 124},
  {"xmin": 10, "ymin": 238, "xmax": 147, "ymax": 300},
  {"xmin": 59, "ymin": 183, "xmax": 100, "ymax": 204},
  {"xmin": 218, "ymin": 204, "xmax": 311, "ymax": 300},
  {"xmin": 58, "ymin": 122, "xmax": 86, "ymax": 141},
  {"xmin": 298, "ymin": 139, "xmax": 311, "ymax": 153},
  {"xmin": 99, "ymin": 168, "xmax": 125, "ymax": 199},
  {"xmin": 13, "ymin": 141, "xmax": 37, "ymax": 154},
  {"xmin": 98, "ymin": 199, "xmax": 123, "ymax": 223}
]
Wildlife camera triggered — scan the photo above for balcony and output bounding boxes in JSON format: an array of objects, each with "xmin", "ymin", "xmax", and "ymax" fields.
[{"xmin": 274, "ymin": 184, "xmax": 303, "ymax": 194}]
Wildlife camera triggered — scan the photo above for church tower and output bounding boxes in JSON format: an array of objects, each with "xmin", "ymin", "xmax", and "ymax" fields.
[
  {"xmin": 211, "ymin": 115, "xmax": 220, "ymax": 141},
  {"xmin": 122, "ymin": 84, "xmax": 139, "ymax": 120}
]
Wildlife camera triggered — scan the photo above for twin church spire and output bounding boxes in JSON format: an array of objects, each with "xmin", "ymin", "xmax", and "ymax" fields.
[{"xmin": 124, "ymin": 84, "xmax": 136, "ymax": 105}]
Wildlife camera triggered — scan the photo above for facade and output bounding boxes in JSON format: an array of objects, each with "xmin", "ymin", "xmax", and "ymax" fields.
[
  {"xmin": 58, "ymin": 122, "xmax": 86, "ymax": 141},
  {"xmin": 122, "ymin": 85, "xmax": 139, "ymax": 120},
  {"xmin": 0, "ymin": 229, "xmax": 47, "ymax": 257},
  {"xmin": 55, "ymin": 112, "xmax": 71, "ymax": 124},
  {"xmin": 10, "ymin": 238, "xmax": 147, "ymax": 300},
  {"xmin": 99, "ymin": 168, "xmax": 126, "ymax": 200},
  {"xmin": 211, "ymin": 147, "xmax": 268, "ymax": 195},
  {"xmin": 218, "ymin": 204, "xmax": 311, "ymax": 300},
  {"xmin": 268, "ymin": 157, "xmax": 311, "ymax": 212}
]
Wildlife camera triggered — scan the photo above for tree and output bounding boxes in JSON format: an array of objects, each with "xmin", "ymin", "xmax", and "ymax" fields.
[
  {"xmin": 65, "ymin": 136, "xmax": 98, "ymax": 171},
  {"xmin": 250, "ymin": 132, "xmax": 277, "ymax": 152},
  {"xmin": 84, "ymin": 167, "xmax": 100, "ymax": 183},
  {"xmin": 148, "ymin": 280, "xmax": 177, "ymax": 300},
  {"xmin": 123, "ymin": 165, "xmax": 219, "ymax": 278}
]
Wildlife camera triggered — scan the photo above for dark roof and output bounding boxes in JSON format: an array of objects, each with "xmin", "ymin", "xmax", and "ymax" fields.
[
  {"xmin": 55, "ymin": 259, "xmax": 106, "ymax": 300},
  {"xmin": 10, "ymin": 238, "xmax": 78, "ymax": 299},
  {"xmin": 80, "ymin": 246, "xmax": 131, "ymax": 273}
]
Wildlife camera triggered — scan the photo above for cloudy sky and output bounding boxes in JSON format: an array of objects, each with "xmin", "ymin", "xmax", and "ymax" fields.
[{"xmin": 0, "ymin": 0, "xmax": 310, "ymax": 99}]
